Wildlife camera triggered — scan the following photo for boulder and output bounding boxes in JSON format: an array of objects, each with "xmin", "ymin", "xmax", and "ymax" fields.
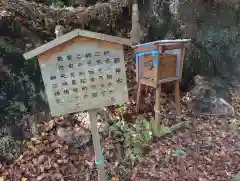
[{"xmin": 183, "ymin": 75, "xmax": 234, "ymax": 115}]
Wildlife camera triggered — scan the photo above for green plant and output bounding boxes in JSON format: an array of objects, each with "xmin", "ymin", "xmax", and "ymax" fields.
[
  {"xmin": 172, "ymin": 148, "xmax": 185, "ymax": 157},
  {"xmin": 115, "ymin": 104, "xmax": 127, "ymax": 118},
  {"xmin": 150, "ymin": 119, "xmax": 172, "ymax": 136},
  {"xmin": 109, "ymin": 117, "xmax": 153, "ymax": 166},
  {"xmin": 52, "ymin": 0, "xmax": 66, "ymax": 7}
]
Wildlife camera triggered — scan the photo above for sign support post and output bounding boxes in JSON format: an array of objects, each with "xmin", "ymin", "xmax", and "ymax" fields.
[{"xmin": 88, "ymin": 109, "xmax": 106, "ymax": 181}]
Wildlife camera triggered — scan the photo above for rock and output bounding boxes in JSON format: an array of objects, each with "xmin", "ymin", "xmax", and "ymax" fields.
[
  {"xmin": 183, "ymin": 75, "xmax": 234, "ymax": 115},
  {"xmin": 56, "ymin": 127, "xmax": 91, "ymax": 150},
  {"xmin": 0, "ymin": 136, "xmax": 21, "ymax": 163}
]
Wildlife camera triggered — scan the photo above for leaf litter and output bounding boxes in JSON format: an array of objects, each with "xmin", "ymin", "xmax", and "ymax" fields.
[{"xmin": 0, "ymin": 48, "xmax": 239, "ymax": 181}]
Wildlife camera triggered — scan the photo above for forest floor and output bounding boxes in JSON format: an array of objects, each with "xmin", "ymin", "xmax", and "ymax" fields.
[{"xmin": 0, "ymin": 49, "xmax": 239, "ymax": 181}]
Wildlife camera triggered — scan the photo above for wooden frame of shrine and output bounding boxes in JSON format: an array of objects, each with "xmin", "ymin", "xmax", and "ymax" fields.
[{"xmin": 132, "ymin": 39, "xmax": 191, "ymax": 126}]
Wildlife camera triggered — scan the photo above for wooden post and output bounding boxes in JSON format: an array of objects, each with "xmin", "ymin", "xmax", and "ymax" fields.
[
  {"xmin": 136, "ymin": 82, "xmax": 143, "ymax": 112},
  {"xmin": 55, "ymin": 25, "xmax": 65, "ymax": 38},
  {"xmin": 130, "ymin": 0, "xmax": 141, "ymax": 45},
  {"xmin": 136, "ymin": 55, "xmax": 144, "ymax": 112},
  {"xmin": 88, "ymin": 109, "xmax": 106, "ymax": 181},
  {"xmin": 179, "ymin": 47, "xmax": 186, "ymax": 79},
  {"xmin": 155, "ymin": 84, "xmax": 161, "ymax": 128},
  {"xmin": 154, "ymin": 46, "xmax": 163, "ymax": 127},
  {"xmin": 175, "ymin": 46, "xmax": 185, "ymax": 118},
  {"xmin": 175, "ymin": 80, "xmax": 180, "ymax": 117}
]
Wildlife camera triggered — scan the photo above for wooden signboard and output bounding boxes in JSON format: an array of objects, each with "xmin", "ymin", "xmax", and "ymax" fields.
[
  {"xmin": 24, "ymin": 29, "xmax": 130, "ymax": 117},
  {"xmin": 38, "ymin": 36, "xmax": 128, "ymax": 117},
  {"xmin": 23, "ymin": 29, "xmax": 131, "ymax": 181}
]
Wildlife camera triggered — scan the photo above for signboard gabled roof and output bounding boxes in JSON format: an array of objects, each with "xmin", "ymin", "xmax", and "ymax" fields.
[{"xmin": 23, "ymin": 29, "xmax": 132, "ymax": 60}]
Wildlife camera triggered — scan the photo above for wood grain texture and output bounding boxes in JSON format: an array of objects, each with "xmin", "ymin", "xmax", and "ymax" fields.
[
  {"xmin": 24, "ymin": 29, "xmax": 131, "ymax": 60},
  {"xmin": 142, "ymin": 54, "xmax": 177, "ymax": 80},
  {"xmin": 38, "ymin": 36, "xmax": 122, "ymax": 61},
  {"xmin": 38, "ymin": 36, "xmax": 128, "ymax": 116},
  {"xmin": 135, "ymin": 44, "xmax": 157, "ymax": 53}
]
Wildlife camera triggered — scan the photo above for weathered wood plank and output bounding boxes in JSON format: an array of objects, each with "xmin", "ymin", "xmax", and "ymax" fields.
[{"xmin": 38, "ymin": 36, "xmax": 128, "ymax": 117}]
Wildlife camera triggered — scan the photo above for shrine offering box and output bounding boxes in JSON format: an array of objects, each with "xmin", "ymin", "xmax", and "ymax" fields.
[
  {"xmin": 132, "ymin": 39, "xmax": 191, "ymax": 116},
  {"xmin": 142, "ymin": 54, "xmax": 177, "ymax": 80}
]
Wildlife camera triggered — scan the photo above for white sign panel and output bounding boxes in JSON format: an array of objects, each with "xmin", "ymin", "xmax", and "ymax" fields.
[{"xmin": 39, "ymin": 40, "xmax": 128, "ymax": 116}]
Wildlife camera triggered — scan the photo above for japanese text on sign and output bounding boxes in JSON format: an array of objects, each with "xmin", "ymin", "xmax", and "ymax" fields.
[{"xmin": 39, "ymin": 42, "xmax": 128, "ymax": 116}]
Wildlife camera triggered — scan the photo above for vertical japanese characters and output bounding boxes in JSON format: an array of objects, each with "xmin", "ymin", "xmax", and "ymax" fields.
[{"xmin": 48, "ymin": 49, "xmax": 125, "ymax": 110}]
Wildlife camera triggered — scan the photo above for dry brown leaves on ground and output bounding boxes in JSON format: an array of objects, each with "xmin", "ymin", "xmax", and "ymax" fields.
[
  {"xmin": 0, "ymin": 89, "xmax": 238, "ymax": 181},
  {"xmin": 0, "ymin": 49, "xmax": 239, "ymax": 180}
]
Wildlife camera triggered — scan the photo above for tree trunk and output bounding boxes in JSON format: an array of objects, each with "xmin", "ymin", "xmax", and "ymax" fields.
[{"xmin": 130, "ymin": 0, "xmax": 141, "ymax": 45}]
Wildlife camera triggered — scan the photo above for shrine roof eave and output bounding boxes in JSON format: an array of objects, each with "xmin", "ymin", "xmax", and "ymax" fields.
[
  {"xmin": 131, "ymin": 39, "xmax": 191, "ymax": 49},
  {"xmin": 23, "ymin": 29, "xmax": 132, "ymax": 60}
]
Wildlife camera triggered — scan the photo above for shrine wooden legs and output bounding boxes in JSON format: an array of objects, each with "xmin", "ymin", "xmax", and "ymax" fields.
[
  {"xmin": 135, "ymin": 79, "xmax": 181, "ymax": 118},
  {"xmin": 174, "ymin": 80, "xmax": 181, "ymax": 117},
  {"xmin": 155, "ymin": 84, "xmax": 161, "ymax": 126},
  {"xmin": 136, "ymin": 82, "xmax": 143, "ymax": 112}
]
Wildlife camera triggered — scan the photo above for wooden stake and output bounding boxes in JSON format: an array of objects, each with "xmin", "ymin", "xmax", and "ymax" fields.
[
  {"xmin": 155, "ymin": 84, "xmax": 161, "ymax": 127},
  {"xmin": 175, "ymin": 80, "xmax": 181, "ymax": 117},
  {"xmin": 135, "ymin": 54, "xmax": 144, "ymax": 113},
  {"xmin": 136, "ymin": 82, "xmax": 143, "ymax": 112},
  {"xmin": 88, "ymin": 109, "xmax": 106, "ymax": 181},
  {"xmin": 179, "ymin": 47, "xmax": 186, "ymax": 79}
]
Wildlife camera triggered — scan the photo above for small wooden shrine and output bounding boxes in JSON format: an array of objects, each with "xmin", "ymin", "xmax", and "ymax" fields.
[{"xmin": 132, "ymin": 39, "xmax": 191, "ymax": 125}]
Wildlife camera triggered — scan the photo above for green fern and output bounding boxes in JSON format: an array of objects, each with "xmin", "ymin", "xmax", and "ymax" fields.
[{"xmin": 109, "ymin": 118, "xmax": 153, "ymax": 166}]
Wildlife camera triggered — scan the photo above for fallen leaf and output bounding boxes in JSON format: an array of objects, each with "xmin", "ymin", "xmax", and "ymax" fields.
[
  {"xmin": 31, "ymin": 137, "xmax": 37, "ymax": 141},
  {"xmin": 45, "ymin": 119, "xmax": 54, "ymax": 131},
  {"xmin": 199, "ymin": 178, "xmax": 208, "ymax": 181},
  {"xmin": 112, "ymin": 177, "xmax": 119, "ymax": 181},
  {"xmin": 37, "ymin": 174, "xmax": 45, "ymax": 180},
  {"xmin": 21, "ymin": 177, "xmax": 27, "ymax": 181}
]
